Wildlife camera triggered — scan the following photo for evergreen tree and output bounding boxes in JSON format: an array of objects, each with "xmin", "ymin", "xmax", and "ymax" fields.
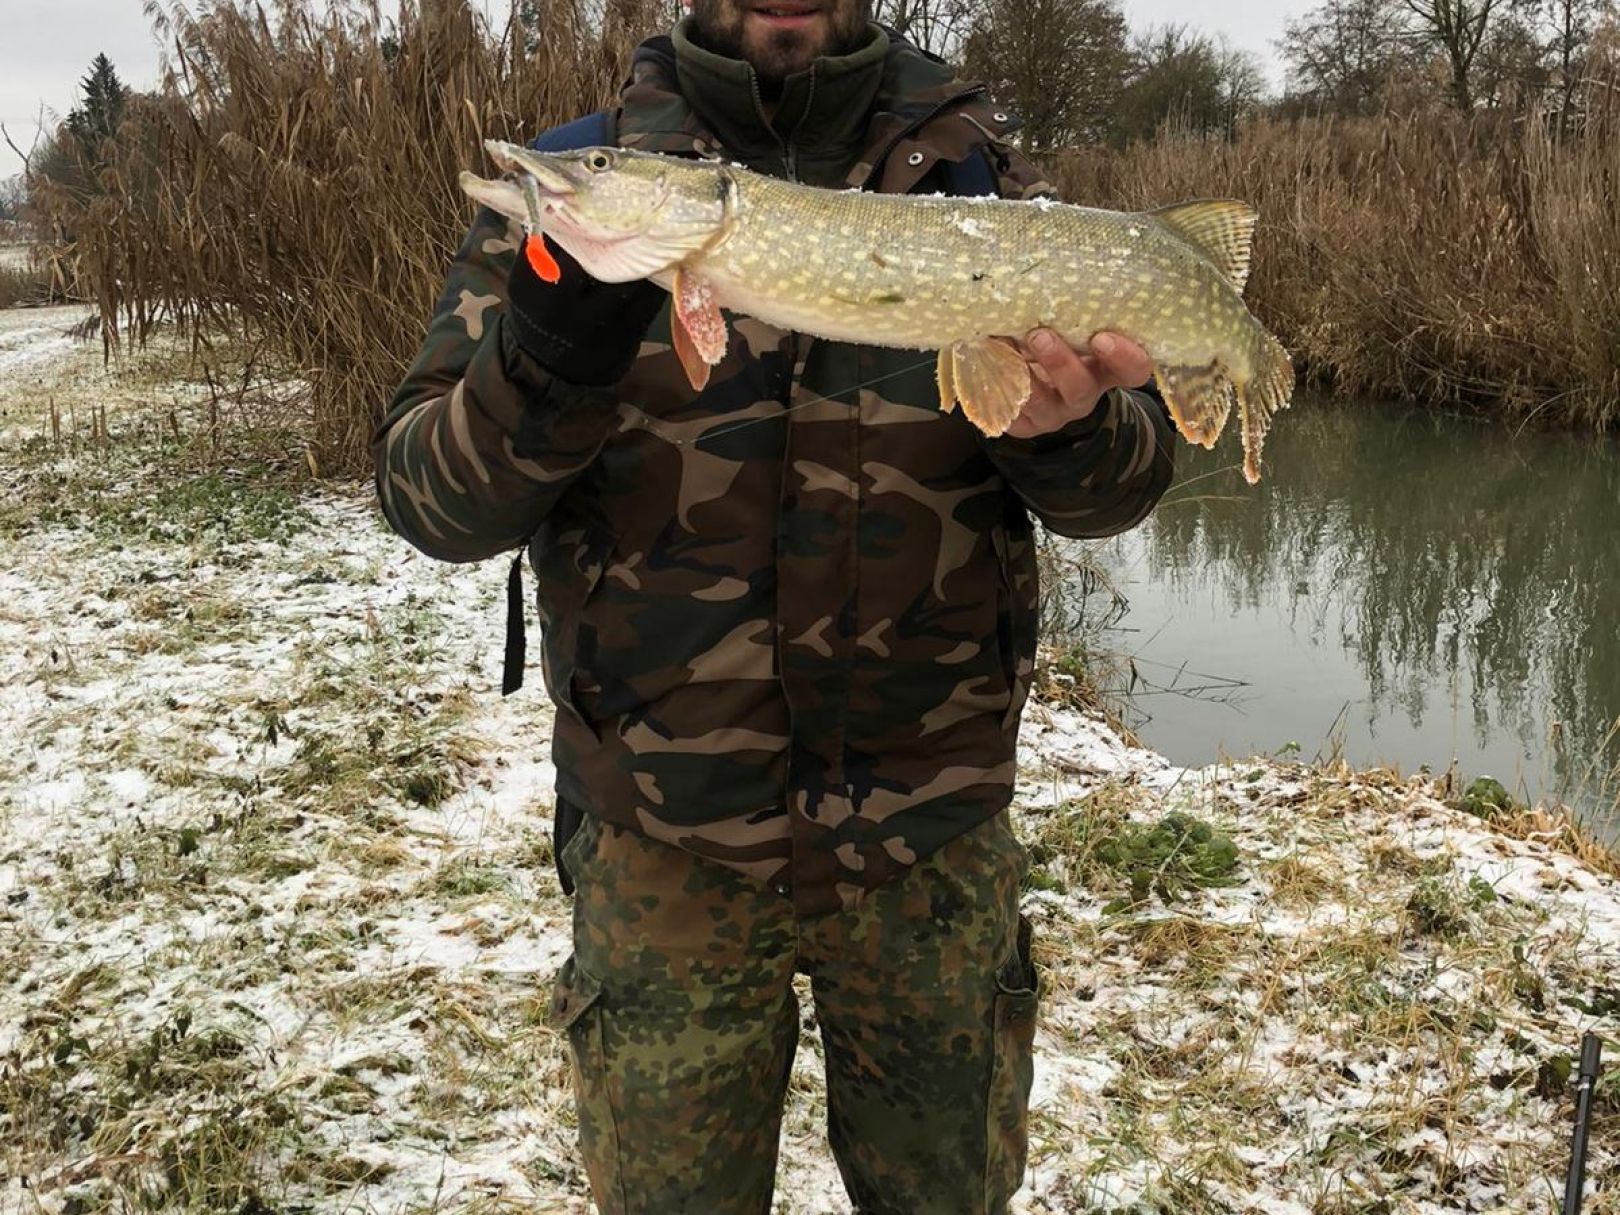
[{"xmin": 65, "ymin": 53, "xmax": 128, "ymax": 158}]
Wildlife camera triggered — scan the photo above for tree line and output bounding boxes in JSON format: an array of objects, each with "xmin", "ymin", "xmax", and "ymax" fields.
[
  {"xmin": 1281, "ymin": 0, "xmax": 1618, "ymax": 122},
  {"xmin": 3, "ymin": 0, "xmax": 1618, "ymax": 460},
  {"xmin": 875, "ymin": 0, "xmax": 1617, "ymax": 147},
  {"xmin": 8, "ymin": 0, "xmax": 1616, "ymax": 204}
]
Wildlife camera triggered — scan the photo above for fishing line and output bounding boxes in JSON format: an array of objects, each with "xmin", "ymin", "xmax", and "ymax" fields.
[{"xmin": 624, "ymin": 352, "xmax": 943, "ymax": 447}]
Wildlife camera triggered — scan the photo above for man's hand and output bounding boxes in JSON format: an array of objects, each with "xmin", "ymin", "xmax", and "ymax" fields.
[
  {"xmin": 1002, "ymin": 330, "xmax": 1154, "ymax": 439},
  {"xmin": 505, "ymin": 237, "xmax": 666, "ymax": 387}
]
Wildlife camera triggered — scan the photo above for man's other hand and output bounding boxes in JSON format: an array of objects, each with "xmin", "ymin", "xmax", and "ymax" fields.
[{"xmin": 1004, "ymin": 329, "xmax": 1153, "ymax": 439}]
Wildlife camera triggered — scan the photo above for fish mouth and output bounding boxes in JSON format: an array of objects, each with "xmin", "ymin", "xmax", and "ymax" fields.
[{"xmin": 483, "ymin": 140, "xmax": 577, "ymax": 197}]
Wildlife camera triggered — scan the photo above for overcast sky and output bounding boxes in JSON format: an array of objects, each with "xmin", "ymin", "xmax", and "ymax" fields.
[{"xmin": 0, "ymin": 0, "xmax": 1303, "ymax": 181}]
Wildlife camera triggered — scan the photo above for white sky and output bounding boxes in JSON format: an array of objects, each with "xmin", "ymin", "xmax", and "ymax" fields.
[{"xmin": 0, "ymin": 0, "xmax": 1302, "ymax": 181}]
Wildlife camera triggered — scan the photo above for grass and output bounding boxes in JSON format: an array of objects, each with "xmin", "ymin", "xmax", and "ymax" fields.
[
  {"xmin": 0, "ymin": 263, "xmax": 54, "ymax": 309},
  {"xmin": 2, "ymin": 326, "xmax": 1616, "ymax": 1211}
]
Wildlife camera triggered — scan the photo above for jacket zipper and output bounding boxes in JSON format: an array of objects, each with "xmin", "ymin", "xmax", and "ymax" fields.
[{"xmin": 748, "ymin": 74, "xmax": 801, "ymax": 183}]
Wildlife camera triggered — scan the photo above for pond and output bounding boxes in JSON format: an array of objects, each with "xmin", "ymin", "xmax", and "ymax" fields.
[{"xmin": 1081, "ymin": 395, "xmax": 1620, "ymax": 839}]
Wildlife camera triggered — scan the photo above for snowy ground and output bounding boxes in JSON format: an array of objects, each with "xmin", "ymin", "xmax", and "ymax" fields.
[{"xmin": 1, "ymin": 311, "xmax": 1616, "ymax": 1214}]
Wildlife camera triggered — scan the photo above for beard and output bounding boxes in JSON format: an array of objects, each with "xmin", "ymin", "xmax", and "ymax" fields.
[{"xmin": 687, "ymin": 0, "xmax": 873, "ymax": 81}]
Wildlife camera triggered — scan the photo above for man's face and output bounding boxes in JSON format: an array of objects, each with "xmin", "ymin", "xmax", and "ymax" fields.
[{"xmin": 686, "ymin": 0, "xmax": 873, "ymax": 80}]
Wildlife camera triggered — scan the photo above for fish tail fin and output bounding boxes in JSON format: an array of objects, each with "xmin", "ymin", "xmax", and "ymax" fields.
[
  {"xmin": 1233, "ymin": 329, "xmax": 1295, "ymax": 485},
  {"xmin": 1152, "ymin": 328, "xmax": 1295, "ymax": 484}
]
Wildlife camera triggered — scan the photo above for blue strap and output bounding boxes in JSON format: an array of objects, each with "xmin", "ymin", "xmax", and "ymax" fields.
[
  {"xmin": 942, "ymin": 150, "xmax": 997, "ymax": 199},
  {"xmin": 528, "ymin": 110, "xmax": 614, "ymax": 153}
]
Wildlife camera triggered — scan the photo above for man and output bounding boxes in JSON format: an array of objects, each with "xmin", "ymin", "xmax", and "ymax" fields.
[{"xmin": 373, "ymin": 0, "xmax": 1174, "ymax": 1210}]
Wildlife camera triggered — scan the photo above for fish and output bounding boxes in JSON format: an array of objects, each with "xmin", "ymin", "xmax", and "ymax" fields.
[{"xmin": 460, "ymin": 140, "xmax": 1294, "ymax": 483}]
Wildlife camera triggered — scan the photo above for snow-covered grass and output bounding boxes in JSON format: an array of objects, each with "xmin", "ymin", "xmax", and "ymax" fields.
[{"xmin": 1, "ymin": 314, "xmax": 1616, "ymax": 1214}]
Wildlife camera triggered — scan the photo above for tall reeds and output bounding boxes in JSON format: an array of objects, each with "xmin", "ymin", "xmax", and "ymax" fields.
[
  {"xmin": 35, "ymin": 0, "xmax": 657, "ymax": 466},
  {"xmin": 32, "ymin": 3, "xmax": 1620, "ymax": 466},
  {"xmin": 1053, "ymin": 96, "xmax": 1620, "ymax": 431}
]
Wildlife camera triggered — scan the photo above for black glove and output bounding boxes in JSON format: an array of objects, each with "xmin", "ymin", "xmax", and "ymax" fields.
[{"xmin": 504, "ymin": 235, "xmax": 666, "ymax": 387}]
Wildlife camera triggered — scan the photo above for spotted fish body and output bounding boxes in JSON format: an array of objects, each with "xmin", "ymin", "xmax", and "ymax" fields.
[{"xmin": 461, "ymin": 142, "xmax": 1295, "ymax": 482}]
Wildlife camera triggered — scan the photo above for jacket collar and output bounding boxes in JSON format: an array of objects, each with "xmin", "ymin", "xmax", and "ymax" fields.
[
  {"xmin": 614, "ymin": 23, "xmax": 1022, "ymax": 193},
  {"xmin": 667, "ymin": 20, "xmax": 888, "ymax": 185}
]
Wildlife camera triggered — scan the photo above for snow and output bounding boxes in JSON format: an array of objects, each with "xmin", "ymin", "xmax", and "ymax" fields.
[{"xmin": 0, "ymin": 315, "xmax": 1615, "ymax": 1215}]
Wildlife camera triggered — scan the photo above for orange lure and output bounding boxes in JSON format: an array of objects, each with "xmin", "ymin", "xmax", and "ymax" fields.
[{"xmin": 523, "ymin": 234, "xmax": 561, "ymax": 283}]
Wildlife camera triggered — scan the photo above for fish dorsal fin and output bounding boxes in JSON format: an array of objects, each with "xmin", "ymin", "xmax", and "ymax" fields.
[{"xmin": 1148, "ymin": 200, "xmax": 1258, "ymax": 293}]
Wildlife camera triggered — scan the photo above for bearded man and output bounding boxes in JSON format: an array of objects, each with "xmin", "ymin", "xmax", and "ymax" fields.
[{"xmin": 373, "ymin": 1, "xmax": 1174, "ymax": 1210}]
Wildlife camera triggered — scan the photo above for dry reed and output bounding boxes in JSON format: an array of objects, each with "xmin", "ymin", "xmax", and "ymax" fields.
[
  {"xmin": 1053, "ymin": 96, "xmax": 1620, "ymax": 431},
  {"xmin": 31, "ymin": 4, "xmax": 1620, "ymax": 467},
  {"xmin": 34, "ymin": 0, "xmax": 661, "ymax": 468}
]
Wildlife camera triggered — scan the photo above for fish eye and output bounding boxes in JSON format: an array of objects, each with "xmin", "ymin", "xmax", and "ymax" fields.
[{"xmin": 584, "ymin": 150, "xmax": 613, "ymax": 172}]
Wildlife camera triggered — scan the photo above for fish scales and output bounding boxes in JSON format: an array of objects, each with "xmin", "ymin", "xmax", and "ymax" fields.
[
  {"xmin": 459, "ymin": 142, "xmax": 1295, "ymax": 482},
  {"xmin": 708, "ymin": 177, "xmax": 1225, "ymax": 350}
]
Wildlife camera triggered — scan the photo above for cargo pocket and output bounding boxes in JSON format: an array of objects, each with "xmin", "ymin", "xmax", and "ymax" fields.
[
  {"xmin": 984, "ymin": 913, "xmax": 1039, "ymax": 1213},
  {"xmin": 537, "ymin": 534, "xmax": 609, "ymax": 741},
  {"xmin": 548, "ymin": 955, "xmax": 624, "ymax": 1212}
]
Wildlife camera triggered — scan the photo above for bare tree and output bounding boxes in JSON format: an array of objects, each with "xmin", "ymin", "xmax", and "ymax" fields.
[
  {"xmin": 1401, "ymin": 0, "xmax": 1500, "ymax": 107},
  {"xmin": 1473, "ymin": 4, "xmax": 1548, "ymax": 108},
  {"xmin": 1113, "ymin": 25, "xmax": 1262, "ymax": 141},
  {"xmin": 872, "ymin": 0, "xmax": 986, "ymax": 59},
  {"xmin": 1542, "ymin": 0, "xmax": 1610, "ymax": 128},
  {"xmin": 1281, "ymin": 0, "xmax": 1411, "ymax": 113},
  {"xmin": 0, "ymin": 176, "xmax": 25, "ymax": 224},
  {"xmin": 961, "ymin": 0, "xmax": 1128, "ymax": 148}
]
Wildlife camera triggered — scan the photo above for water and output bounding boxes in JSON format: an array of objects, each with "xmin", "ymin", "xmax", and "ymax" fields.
[{"xmin": 1083, "ymin": 396, "xmax": 1620, "ymax": 836}]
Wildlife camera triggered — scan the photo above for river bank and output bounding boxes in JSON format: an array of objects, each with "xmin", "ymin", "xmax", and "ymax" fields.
[{"xmin": 1, "ymin": 310, "xmax": 1616, "ymax": 1212}]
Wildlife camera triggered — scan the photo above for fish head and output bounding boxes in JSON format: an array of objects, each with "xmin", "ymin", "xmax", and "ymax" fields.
[{"xmin": 466, "ymin": 141, "xmax": 734, "ymax": 283}]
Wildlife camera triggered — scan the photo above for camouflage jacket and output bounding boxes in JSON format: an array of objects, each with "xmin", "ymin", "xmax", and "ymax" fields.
[{"xmin": 374, "ymin": 23, "xmax": 1175, "ymax": 916}]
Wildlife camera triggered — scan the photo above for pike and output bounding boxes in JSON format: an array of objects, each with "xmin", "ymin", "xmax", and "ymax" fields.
[{"xmin": 461, "ymin": 141, "xmax": 1295, "ymax": 483}]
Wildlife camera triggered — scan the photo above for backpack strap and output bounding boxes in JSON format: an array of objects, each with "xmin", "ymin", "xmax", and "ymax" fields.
[
  {"xmin": 527, "ymin": 109, "xmax": 615, "ymax": 154},
  {"xmin": 941, "ymin": 149, "xmax": 998, "ymax": 199},
  {"xmin": 503, "ymin": 108, "xmax": 617, "ymax": 700}
]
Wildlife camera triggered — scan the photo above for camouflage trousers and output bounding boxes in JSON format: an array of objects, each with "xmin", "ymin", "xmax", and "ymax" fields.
[{"xmin": 548, "ymin": 811, "xmax": 1040, "ymax": 1215}]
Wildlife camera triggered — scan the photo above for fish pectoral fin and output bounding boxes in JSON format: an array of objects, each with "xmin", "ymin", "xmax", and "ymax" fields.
[
  {"xmin": 1153, "ymin": 359, "xmax": 1235, "ymax": 452},
  {"xmin": 671, "ymin": 266, "xmax": 728, "ymax": 392},
  {"xmin": 943, "ymin": 338, "xmax": 1031, "ymax": 437},
  {"xmin": 1147, "ymin": 200, "xmax": 1259, "ymax": 294}
]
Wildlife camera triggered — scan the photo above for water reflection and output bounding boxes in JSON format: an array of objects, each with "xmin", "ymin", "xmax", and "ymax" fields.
[{"xmin": 1086, "ymin": 397, "xmax": 1620, "ymax": 831}]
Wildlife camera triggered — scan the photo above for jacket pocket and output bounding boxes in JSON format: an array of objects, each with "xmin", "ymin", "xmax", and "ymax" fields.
[
  {"xmin": 985, "ymin": 913, "xmax": 1039, "ymax": 1213},
  {"xmin": 534, "ymin": 529, "xmax": 610, "ymax": 737}
]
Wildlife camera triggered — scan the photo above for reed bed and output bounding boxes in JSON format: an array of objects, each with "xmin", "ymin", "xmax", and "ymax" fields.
[
  {"xmin": 34, "ymin": 0, "xmax": 660, "ymax": 467},
  {"xmin": 1054, "ymin": 102, "xmax": 1620, "ymax": 431},
  {"xmin": 30, "ymin": 2, "xmax": 1620, "ymax": 467}
]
